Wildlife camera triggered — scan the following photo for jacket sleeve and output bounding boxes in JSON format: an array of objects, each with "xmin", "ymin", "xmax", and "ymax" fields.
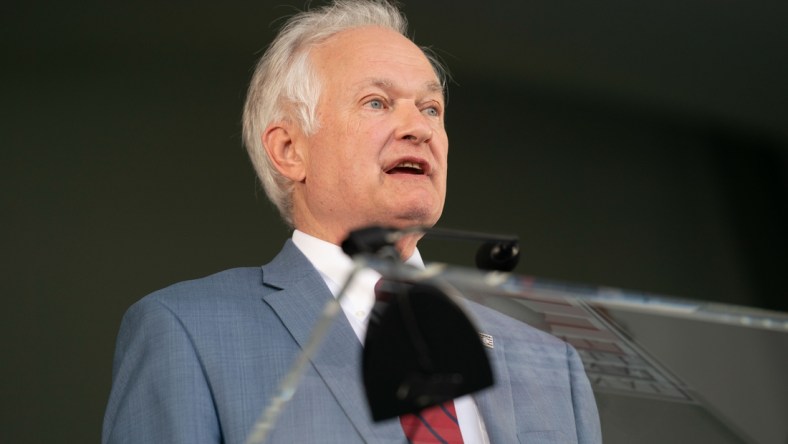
[
  {"xmin": 567, "ymin": 343, "xmax": 603, "ymax": 444},
  {"xmin": 102, "ymin": 297, "xmax": 221, "ymax": 444}
]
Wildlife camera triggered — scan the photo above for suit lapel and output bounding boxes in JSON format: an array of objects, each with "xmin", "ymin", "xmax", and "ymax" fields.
[{"xmin": 260, "ymin": 241, "xmax": 403, "ymax": 442}]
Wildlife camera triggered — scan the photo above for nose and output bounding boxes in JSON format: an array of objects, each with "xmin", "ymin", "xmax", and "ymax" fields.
[{"xmin": 394, "ymin": 103, "xmax": 433, "ymax": 144}]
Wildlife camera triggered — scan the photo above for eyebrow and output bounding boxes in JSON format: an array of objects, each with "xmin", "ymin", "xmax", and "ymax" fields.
[{"xmin": 360, "ymin": 78, "xmax": 444, "ymax": 97}]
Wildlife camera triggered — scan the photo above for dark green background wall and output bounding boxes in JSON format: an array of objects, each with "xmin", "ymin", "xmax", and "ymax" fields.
[{"xmin": 3, "ymin": 1, "xmax": 786, "ymax": 442}]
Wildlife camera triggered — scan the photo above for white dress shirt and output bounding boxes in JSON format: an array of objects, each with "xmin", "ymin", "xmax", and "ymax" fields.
[{"xmin": 292, "ymin": 230, "xmax": 490, "ymax": 444}]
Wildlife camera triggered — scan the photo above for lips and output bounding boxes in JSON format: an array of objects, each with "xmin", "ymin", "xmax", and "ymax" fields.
[{"xmin": 384, "ymin": 158, "xmax": 430, "ymax": 175}]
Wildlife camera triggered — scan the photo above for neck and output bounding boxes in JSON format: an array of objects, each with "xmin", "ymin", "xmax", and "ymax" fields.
[{"xmin": 394, "ymin": 232, "xmax": 422, "ymax": 260}]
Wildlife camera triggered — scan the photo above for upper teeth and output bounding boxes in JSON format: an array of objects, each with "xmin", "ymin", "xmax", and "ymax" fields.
[{"xmin": 397, "ymin": 162, "xmax": 422, "ymax": 170}]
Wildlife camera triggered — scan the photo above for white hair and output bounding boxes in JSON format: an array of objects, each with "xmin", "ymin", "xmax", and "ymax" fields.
[{"xmin": 242, "ymin": 0, "xmax": 446, "ymax": 226}]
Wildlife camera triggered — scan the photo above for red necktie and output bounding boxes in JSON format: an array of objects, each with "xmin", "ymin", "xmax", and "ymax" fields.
[
  {"xmin": 374, "ymin": 279, "xmax": 465, "ymax": 443},
  {"xmin": 400, "ymin": 401, "xmax": 465, "ymax": 443}
]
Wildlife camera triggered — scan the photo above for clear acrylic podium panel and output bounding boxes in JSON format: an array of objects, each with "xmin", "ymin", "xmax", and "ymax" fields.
[{"xmin": 380, "ymin": 261, "xmax": 788, "ymax": 444}]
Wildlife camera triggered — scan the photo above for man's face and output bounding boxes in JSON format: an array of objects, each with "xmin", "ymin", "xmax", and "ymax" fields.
[{"xmin": 291, "ymin": 26, "xmax": 449, "ymax": 245}]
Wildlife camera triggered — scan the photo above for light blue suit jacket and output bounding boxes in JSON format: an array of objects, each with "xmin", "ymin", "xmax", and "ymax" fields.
[{"xmin": 103, "ymin": 241, "xmax": 601, "ymax": 443}]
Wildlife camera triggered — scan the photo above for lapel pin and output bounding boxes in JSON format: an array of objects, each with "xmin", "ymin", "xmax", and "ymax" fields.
[{"xmin": 479, "ymin": 333, "xmax": 494, "ymax": 349}]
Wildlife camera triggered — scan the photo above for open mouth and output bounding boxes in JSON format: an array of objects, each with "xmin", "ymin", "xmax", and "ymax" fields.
[{"xmin": 386, "ymin": 161, "xmax": 426, "ymax": 175}]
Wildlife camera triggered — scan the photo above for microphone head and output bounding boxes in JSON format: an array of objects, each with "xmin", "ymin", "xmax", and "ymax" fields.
[
  {"xmin": 341, "ymin": 226, "xmax": 397, "ymax": 257},
  {"xmin": 475, "ymin": 240, "xmax": 520, "ymax": 271}
]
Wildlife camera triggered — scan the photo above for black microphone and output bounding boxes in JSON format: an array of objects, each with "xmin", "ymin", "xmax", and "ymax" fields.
[
  {"xmin": 475, "ymin": 240, "xmax": 520, "ymax": 272},
  {"xmin": 340, "ymin": 226, "xmax": 398, "ymax": 257},
  {"xmin": 342, "ymin": 225, "xmax": 521, "ymax": 272}
]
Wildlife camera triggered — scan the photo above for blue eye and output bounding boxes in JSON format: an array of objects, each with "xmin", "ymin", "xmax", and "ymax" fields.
[
  {"xmin": 423, "ymin": 106, "xmax": 440, "ymax": 117},
  {"xmin": 368, "ymin": 99, "xmax": 384, "ymax": 109}
]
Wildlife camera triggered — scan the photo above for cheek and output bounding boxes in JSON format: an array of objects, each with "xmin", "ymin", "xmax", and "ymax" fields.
[{"xmin": 435, "ymin": 136, "xmax": 450, "ymax": 169}]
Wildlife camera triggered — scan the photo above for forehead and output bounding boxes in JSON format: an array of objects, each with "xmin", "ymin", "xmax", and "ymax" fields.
[{"xmin": 310, "ymin": 26, "xmax": 441, "ymax": 94}]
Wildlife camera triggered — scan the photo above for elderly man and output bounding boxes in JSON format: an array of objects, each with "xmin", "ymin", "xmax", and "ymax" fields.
[{"xmin": 102, "ymin": 1, "xmax": 601, "ymax": 443}]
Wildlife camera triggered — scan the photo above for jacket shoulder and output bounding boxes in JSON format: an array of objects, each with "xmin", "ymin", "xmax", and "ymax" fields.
[{"xmin": 126, "ymin": 267, "xmax": 266, "ymax": 319}]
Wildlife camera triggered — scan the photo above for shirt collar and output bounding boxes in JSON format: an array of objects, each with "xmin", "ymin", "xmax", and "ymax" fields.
[{"xmin": 292, "ymin": 229, "xmax": 424, "ymax": 295}]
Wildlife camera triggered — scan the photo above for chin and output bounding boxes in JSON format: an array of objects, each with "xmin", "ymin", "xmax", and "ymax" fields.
[
  {"xmin": 379, "ymin": 194, "xmax": 443, "ymax": 228},
  {"xmin": 392, "ymin": 207, "xmax": 442, "ymax": 229}
]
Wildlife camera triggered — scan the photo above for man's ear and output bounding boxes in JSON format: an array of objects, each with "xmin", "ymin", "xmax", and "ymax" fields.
[{"xmin": 262, "ymin": 122, "xmax": 306, "ymax": 182}]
